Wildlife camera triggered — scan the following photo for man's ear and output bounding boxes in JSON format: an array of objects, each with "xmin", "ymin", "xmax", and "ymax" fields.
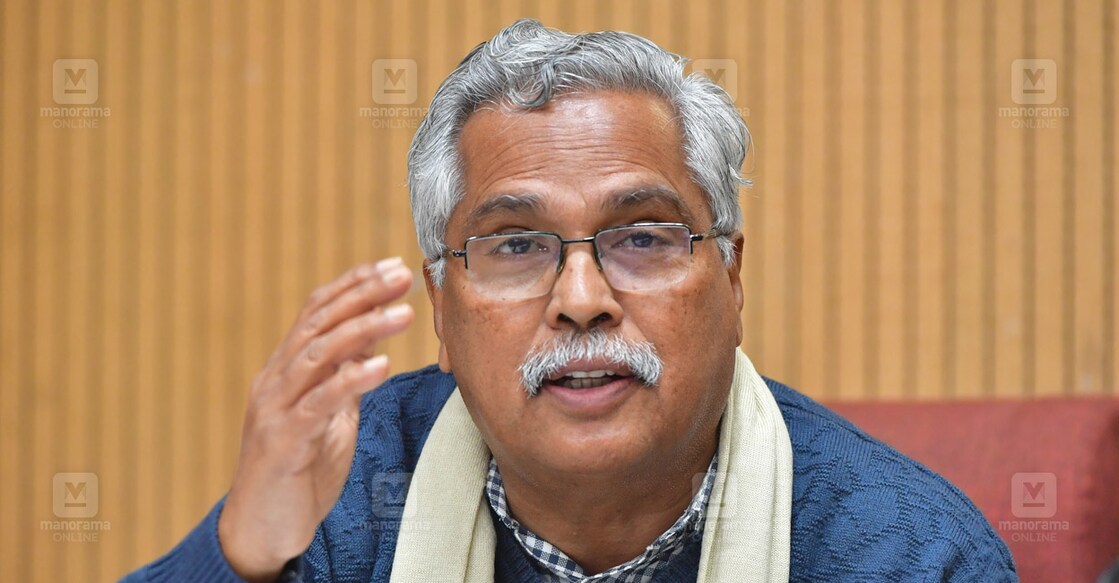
[
  {"xmin": 422, "ymin": 259, "xmax": 453, "ymax": 373},
  {"xmin": 726, "ymin": 233, "xmax": 745, "ymax": 346}
]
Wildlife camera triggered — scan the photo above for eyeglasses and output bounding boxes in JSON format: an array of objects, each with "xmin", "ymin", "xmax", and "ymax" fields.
[{"xmin": 444, "ymin": 222, "xmax": 722, "ymax": 299}]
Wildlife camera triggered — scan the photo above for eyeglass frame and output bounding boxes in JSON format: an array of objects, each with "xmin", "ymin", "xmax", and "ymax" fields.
[{"xmin": 443, "ymin": 222, "xmax": 723, "ymax": 274}]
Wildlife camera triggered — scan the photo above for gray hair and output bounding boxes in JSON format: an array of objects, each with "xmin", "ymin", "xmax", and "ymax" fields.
[{"xmin": 408, "ymin": 18, "xmax": 751, "ymax": 287}]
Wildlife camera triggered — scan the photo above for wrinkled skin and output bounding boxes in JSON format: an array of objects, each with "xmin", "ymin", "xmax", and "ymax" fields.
[{"xmin": 425, "ymin": 90, "xmax": 745, "ymax": 572}]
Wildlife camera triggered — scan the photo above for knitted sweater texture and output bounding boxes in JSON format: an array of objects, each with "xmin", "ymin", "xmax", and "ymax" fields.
[{"xmin": 123, "ymin": 366, "xmax": 1017, "ymax": 582}]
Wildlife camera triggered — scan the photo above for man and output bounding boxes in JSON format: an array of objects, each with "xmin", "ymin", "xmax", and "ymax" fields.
[{"xmin": 125, "ymin": 19, "xmax": 1016, "ymax": 582}]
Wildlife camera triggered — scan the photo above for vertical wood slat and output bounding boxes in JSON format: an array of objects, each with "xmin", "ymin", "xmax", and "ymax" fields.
[
  {"xmin": 875, "ymin": 0, "xmax": 907, "ymax": 400},
  {"xmin": 1031, "ymin": 0, "xmax": 1067, "ymax": 397},
  {"xmin": 64, "ymin": 2, "xmax": 94, "ymax": 579},
  {"xmin": 914, "ymin": 0, "xmax": 947, "ymax": 400},
  {"xmin": 315, "ymin": 0, "xmax": 339, "ymax": 291},
  {"xmin": 351, "ymin": 0, "xmax": 375, "ymax": 312},
  {"xmin": 941, "ymin": 0, "xmax": 959, "ymax": 398},
  {"xmin": 818, "ymin": 0, "xmax": 841, "ymax": 400},
  {"xmin": 0, "ymin": 0, "xmax": 1116, "ymax": 578},
  {"xmin": 993, "ymin": 1, "xmax": 1027, "ymax": 398},
  {"xmin": 32, "ymin": 0, "xmax": 63, "ymax": 580},
  {"xmin": 1061, "ymin": 0, "xmax": 1079, "ymax": 396},
  {"xmin": 953, "ymin": 0, "xmax": 986, "ymax": 398},
  {"xmin": 97, "ymin": 0, "xmax": 132, "ymax": 578},
  {"xmin": 1073, "ymin": 0, "xmax": 1105, "ymax": 395},
  {"xmin": 980, "ymin": 0, "xmax": 998, "ymax": 399},
  {"xmin": 134, "ymin": 0, "xmax": 170, "ymax": 559},
  {"xmin": 279, "ymin": 0, "xmax": 304, "ymax": 362},
  {"xmin": 117, "ymin": 0, "xmax": 145, "ymax": 568},
  {"xmin": 176, "ymin": 0, "xmax": 210, "ymax": 536},
  {"xmin": 0, "ymin": 1, "xmax": 33, "ymax": 581},
  {"xmin": 758, "ymin": 0, "xmax": 789, "ymax": 394},
  {"xmin": 835, "ymin": 0, "xmax": 868, "ymax": 398},
  {"xmin": 206, "ymin": 0, "xmax": 237, "ymax": 511},
  {"xmin": 1021, "ymin": 0, "xmax": 1040, "ymax": 397},
  {"xmin": 781, "ymin": 1, "xmax": 804, "ymax": 390},
  {"xmin": 88, "ymin": 1, "xmax": 109, "ymax": 577},
  {"xmin": 1105, "ymin": 0, "xmax": 1118, "ymax": 397},
  {"xmin": 242, "ymin": 0, "xmax": 283, "ymax": 458},
  {"xmin": 797, "ymin": 1, "xmax": 826, "ymax": 396}
]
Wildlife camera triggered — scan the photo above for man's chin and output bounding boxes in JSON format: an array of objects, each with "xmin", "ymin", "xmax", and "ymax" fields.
[
  {"xmin": 536, "ymin": 447, "xmax": 650, "ymax": 479},
  {"xmin": 524, "ymin": 420, "xmax": 663, "ymax": 477}
]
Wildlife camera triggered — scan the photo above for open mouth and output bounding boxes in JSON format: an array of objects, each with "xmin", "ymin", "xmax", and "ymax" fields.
[
  {"xmin": 547, "ymin": 369, "xmax": 629, "ymax": 390},
  {"xmin": 537, "ymin": 362, "xmax": 641, "ymax": 415}
]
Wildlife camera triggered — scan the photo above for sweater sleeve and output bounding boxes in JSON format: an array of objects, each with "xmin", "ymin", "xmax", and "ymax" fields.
[
  {"xmin": 119, "ymin": 367, "xmax": 457, "ymax": 583},
  {"xmin": 119, "ymin": 498, "xmax": 248, "ymax": 582},
  {"xmin": 119, "ymin": 497, "xmax": 333, "ymax": 583}
]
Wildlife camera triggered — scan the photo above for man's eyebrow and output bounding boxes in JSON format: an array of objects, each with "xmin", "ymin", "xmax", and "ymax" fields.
[
  {"xmin": 603, "ymin": 187, "xmax": 696, "ymax": 225},
  {"xmin": 462, "ymin": 193, "xmax": 545, "ymax": 234}
]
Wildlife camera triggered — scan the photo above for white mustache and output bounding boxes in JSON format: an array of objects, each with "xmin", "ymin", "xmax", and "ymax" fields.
[{"xmin": 518, "ymin": 329, "xmax": 663, "ymax": 396}]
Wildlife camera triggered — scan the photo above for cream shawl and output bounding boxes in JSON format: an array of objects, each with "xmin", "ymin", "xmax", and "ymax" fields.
[{"xmin": 390, "ymin": 348, "xmax": 793, "ymax": 581}]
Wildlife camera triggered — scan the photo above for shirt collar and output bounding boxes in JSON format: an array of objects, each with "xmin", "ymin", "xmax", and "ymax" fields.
[{"xmin": 485, "ymin": 452, "xmax": 719, "ymax": 582}]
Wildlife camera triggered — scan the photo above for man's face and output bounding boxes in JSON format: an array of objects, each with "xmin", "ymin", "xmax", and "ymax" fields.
[{"xmin": 426, "ymin": 90, "xmax": 744, "ymax": 480}]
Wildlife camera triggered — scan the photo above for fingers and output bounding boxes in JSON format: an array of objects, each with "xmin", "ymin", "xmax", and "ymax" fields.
[
  {"xmin": 303, "ymin": 260, "xmax": 388, "ymax": 318},
  {"xmin": 223, "ymin": 259, "xmax": 415, "ymax": 579},
  {"xmin": 278, "ymin": 302, "xmax": 415, "ymax": 406},
  {"xmin": 282, "ymin": 261, "xmax": 414, "ymax": 363},
  {"xmin": 297, "ymin": 356, "xmax": 391, "ymax": 419},
  {"xmin": 275, "ymin": 259, "xmax": 416, "ymax": 362}
]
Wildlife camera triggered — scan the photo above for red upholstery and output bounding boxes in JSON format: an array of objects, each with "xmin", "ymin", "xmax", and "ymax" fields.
[{"xmin": 826, "ymin": 398, "xmax": 1119, "ymax": 583}]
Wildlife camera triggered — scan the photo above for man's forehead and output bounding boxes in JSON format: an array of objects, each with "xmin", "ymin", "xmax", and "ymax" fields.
[
  {"xmin": 460, "ymin": 186, "xmax": 698, "ymax": 235},
  {"xmin": 466, "ymin": 89, "xmax": 677, "ymax": 132},
  {"xmin": 452, "ymin": 92, "xmax": 704, "ymax": 234},
  {"xmin": 457, "ymin": 92, "xmax": 681, "ymax": 179}
]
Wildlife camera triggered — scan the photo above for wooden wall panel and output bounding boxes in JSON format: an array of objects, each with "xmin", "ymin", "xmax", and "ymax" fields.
[
  {"xmin": 994, "ymin": 1, "xmax": 1028, "ymax": 398},
  {"xmin": 0, "ymin": 0, "xmax": 1116, "ymax": 578}
]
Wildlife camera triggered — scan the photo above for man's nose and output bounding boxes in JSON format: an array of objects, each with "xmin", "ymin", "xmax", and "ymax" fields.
[{"xmin": 543, "ymin": 245, "xmax": 623, "ymax": 330}]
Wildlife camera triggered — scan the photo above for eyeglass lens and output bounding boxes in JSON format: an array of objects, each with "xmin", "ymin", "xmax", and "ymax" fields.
[{"xmin": 463, "ymin": 224, "xmax": 695, "ymax": 299}]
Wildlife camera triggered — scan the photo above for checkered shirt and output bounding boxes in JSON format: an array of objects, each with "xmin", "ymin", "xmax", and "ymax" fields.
[{"xmin": 485, "ymin": 453, "xmax": 719, "ymax": 583}]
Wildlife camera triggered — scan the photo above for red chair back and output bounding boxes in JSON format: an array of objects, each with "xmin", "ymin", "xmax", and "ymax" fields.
[{"xmin": 827, "ymin": 398, "xmax": 1119, "ymax": 583}]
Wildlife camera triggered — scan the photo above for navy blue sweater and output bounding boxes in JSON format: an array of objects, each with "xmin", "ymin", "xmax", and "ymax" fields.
[{"xmin": 123, "ymin": 366, "xmax": 1018, "ymax": 582}]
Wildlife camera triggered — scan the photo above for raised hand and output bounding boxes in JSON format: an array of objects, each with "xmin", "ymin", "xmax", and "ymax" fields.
[{"xmin": 217, "ymin": 258, "xmax": 415, "ymax": 581}]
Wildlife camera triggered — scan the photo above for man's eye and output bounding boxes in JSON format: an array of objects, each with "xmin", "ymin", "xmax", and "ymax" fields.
[
  {"xmin": 493, "ymin": 237, "xmax": 542, "ymax": 255},
  {"xmin": 618, "ymin": 230, "xmax": 667, "ymax": 249}
]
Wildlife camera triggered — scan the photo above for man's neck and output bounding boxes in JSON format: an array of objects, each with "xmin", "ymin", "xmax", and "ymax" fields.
[{"xmin": 495, "ymin": 434, "xmax": 719, "ymax": 575}]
